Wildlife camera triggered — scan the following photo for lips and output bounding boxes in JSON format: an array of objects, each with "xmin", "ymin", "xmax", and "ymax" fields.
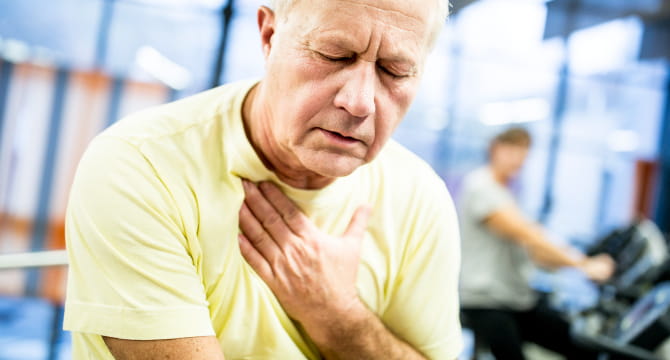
[
  {"xmin": 323, "ymin": 129, "xmax": 358, "ymax": 141},
  {"xmin": 318, "ymin": 128, "xmax": 362, "ymax": 145}
]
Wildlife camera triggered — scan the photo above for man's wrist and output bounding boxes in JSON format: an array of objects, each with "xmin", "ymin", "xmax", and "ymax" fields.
[{"xmin": 300, "ymin": 297, "xmax": 370, "ymax": 348}]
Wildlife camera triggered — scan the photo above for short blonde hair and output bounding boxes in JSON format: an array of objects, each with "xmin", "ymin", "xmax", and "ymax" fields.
[{"xmin": 268, "ymin": 0, "xmax": 450, "ymax": 46}]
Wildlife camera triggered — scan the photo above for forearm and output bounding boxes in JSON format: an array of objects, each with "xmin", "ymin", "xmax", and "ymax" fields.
[
  {"xmin": 520, "ymin": 225, "xmax": 615, "ymax": 282},
  {"xmin": 485, "ymin": 208, "xmax": 580, "ymax": 270},
  {"xmin": 103, "ymin": 336, "xmax": 226, "ymax": 360},
  {"xmin": 303, "ymin": 301, "xmax": 426, "ymax": 360},
  {"xmin": 524, "ymin": 226, "xmax": 580, "ymax": 269}
]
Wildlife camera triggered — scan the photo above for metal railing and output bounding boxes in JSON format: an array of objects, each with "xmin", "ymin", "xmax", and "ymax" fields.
[{"xmin": 0, "ymin": 250, "xmax": 68, "ymax": 270}]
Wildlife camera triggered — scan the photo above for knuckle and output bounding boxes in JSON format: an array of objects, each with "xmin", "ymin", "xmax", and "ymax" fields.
[
  {"xmin": 262, "ymin": 213, "xmax": 282, "ymax": 228},
  {"xmin": 308, "ymin": 240, "xmax": 323, "ymax": 255},
  {"xmin": 282, "ymin": 206, "xmax": 300, "ymax": 222},
  {"xmin": 295, "ymin": 226, "xmax": 312, "ymax": 239},
  {"xmin": 249, "ymin": 229, "xmax": 269, "ymax": 246},
  {"xmin": 286, "ymin": 241, "xmax": 307, "ymax": 260},
  {"xmin": 269, "ymin": 255, "xmax": 287, "ymax": 274}
]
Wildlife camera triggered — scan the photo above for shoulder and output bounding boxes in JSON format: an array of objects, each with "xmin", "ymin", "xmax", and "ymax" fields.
[
  {"xmin": 461, "ymin": 167, "xmax": 499, "ymax": 194},
  {"xmin": 463, "ymin": 166, "xmax": 490, "ymax": 185},
  {"xmin": 101, "ymin": 80, "xmax": 257, "ymax": 147},
  {"xmin": 80, "ymin": 80, "xmax": 257, "ymax": 181}
]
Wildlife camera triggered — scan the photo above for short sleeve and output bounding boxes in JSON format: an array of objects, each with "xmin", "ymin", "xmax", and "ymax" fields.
[
  {"xmin": 467, "ymin": 178, "xmax": 513, "ymax": 222},
  {"xmin": 63, "ymin": 136, "xmax": 214, "ymax": 340},
  {"xmin": 381, "ymin": 178, "xmax": 463, "ymax": 360}
]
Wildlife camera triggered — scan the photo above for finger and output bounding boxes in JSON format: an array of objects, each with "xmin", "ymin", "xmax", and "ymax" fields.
[
  {"xmin": 343, "ymin": 204, "xmax": 372, "ymax": 239},
  {"xmin": 238, "ymin": 234, "xmax": 275, "ymax": 282},
  {"xmin": 258, "ymin": 181, "xmax": 315, "ymax": 236},
  {"xmin": 242, "ymin": 180, "xmax": 293, "ymax": 246},
  {"xmin": 239, "ymin": 201, "xmax": 282, "ymax": 263}
]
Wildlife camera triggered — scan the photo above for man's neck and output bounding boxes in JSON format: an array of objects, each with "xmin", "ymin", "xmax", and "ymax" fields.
[
  {"xmin": 241, "ymin": 83, "xmax": 336, "ymax": 190},
  {"xmin": 488, "ymin": 165, "xmax": 510, "ymax": 186}
]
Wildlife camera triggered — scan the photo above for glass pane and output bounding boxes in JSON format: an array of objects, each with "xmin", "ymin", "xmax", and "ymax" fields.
[
  {"xmin": 220, "ymin": 0, "xmax": 266, "ymax": 83},
  {"xmin": 0, "ymin": 0, "xmax": 102, "ymax": 69},
  {"xmin": 105, "ymin": 1, "xmax": 222, "ymax": 93},
  {"xmin": 548, "ymin": 65, "xmax": 667, "ymax": 238}
]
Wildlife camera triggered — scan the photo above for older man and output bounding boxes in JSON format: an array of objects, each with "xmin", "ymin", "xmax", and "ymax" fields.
[{"xmin": 64, "ymin": 0, "xmax": 461, "ymax": 359}]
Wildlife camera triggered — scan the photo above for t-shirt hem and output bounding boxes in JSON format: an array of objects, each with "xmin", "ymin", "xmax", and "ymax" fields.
[
  {"xmin": 63, "ymin": 302, "xmax": 215, "ymax": 340},
  {"xmin": 420, "ymin": 336, "xmax": 463, "ymax": 360}
]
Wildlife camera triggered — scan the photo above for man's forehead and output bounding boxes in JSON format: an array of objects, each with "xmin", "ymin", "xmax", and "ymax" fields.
[
  {"xmin": 310, "ymin": 0, "xmax": 429, "ymax": 21},
  {"xmin": 277, "ymin": 0, "xmax": 446, "ymax": 47},
  {"xmin": 291, "ymin": 1, "xmax": 432, "ymax": 54}
]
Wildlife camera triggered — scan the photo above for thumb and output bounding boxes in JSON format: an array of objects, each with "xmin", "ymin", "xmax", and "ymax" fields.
[{"xmin": 343, "ymin": 204, "xmax": 373, "ymax": 239}]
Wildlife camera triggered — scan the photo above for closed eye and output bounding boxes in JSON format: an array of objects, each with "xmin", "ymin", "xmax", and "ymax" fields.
[
  {"xmin": 318, "ymin": 52, "xmax": 354, "ymax": 62},
  {"xmin": 378, "ymin": 65, "xmax": 408, "ymax": 79}
]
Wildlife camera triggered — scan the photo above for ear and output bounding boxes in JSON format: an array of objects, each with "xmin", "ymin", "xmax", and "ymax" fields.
[{"xmin": 257, "ymin": 6, "xmax": 276, "ymax": 59}]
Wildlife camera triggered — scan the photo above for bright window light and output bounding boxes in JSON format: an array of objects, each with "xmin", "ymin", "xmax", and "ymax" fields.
[
  {"xmin": 2, "ymin": 38, "xmax": 31, "ymax": 63},
  {"xmin": 568, "ymin": 17, "xmax": 643, "ymax": 75},
  {"xmin": 457, "ymin": 0, "xmax": 549, "ymax": 56},
  {"xmin": 131, "ymin": 0, "xmax": 226, "ymax": 10},
  {"xmin": 607, "ymin": 129, "xmax": 639, "ymax": 153},
  {"xmin": 135, "ymin": 45, "xmax": 192, "ymax": 90},
  {"xmin": 479, "ymin": 97, "xmax": 550, "ymax": 126}
]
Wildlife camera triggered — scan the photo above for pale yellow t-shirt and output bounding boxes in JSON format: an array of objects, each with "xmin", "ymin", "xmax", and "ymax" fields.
[{"xmin": 63, "ymin": 80, "xmax": 462, "ymax": 359}]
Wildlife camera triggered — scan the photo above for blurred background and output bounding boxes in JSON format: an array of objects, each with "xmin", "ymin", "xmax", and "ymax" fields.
[{"xmin": 0, "ymin": 0, "xmax": 669, "ymax": 359}]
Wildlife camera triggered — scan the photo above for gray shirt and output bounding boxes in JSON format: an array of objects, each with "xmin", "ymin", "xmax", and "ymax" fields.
[{"xmin": 458, "ymin": 167, "xmax": 538, "ymax": 310}]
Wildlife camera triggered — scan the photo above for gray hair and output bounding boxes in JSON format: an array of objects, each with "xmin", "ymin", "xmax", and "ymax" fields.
[{"xmin": 268, "ymin": 0, "xmax": 450, "ymax": 45}]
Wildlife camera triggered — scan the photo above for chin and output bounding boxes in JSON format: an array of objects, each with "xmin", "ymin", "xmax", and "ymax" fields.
[{"xmin": 301, "ymin": 154, "xmax": 365, "ymax": 178}]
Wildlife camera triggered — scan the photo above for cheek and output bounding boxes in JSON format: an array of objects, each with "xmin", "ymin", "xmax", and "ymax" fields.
[
  {"xmin": 277, "ymin": 95, "xmax": 331, "ymax": 148},
  {"xmin": 376, "ymin": 115, "xmax": 402, "ymax": 141},
  {"xmin": 289, "ymin": 89, "xmax": 332, "ymax": 128},
  {"xmin": 271, "ymin": 62, "xmax": 336, "ymax": 135},
  {"xmin": 498, "ymin": 151, "xmax": 515, "ymax": 169},
  {"xmin": 366, "ymin": 109, "xmax": 404, "ymax": 160},
  {"xmin": 286, "ymin": 58, "xmax": 338, "ymax": 109},
  {"xmin": 376, "ymin": 83, "xmax": 416, "ymax": 134},
  {"xmin": 383, "ymin": 81, "xmax": 420, "ymax": 134}
]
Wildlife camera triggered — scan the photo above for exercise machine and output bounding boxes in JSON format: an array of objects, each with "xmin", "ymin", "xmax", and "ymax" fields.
[{"xmin": 572, "ymin": 219, "xmax": 670, "ymax": 360}]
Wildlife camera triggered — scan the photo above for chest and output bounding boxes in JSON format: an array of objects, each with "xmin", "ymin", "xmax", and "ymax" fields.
[{"xmin": 180, "ymin": 181, "xmax": 399, "ymax": 357}]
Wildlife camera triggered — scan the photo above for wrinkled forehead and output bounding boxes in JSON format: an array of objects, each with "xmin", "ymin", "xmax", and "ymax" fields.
[
  {"xmin": 272, "ymin": 0, "xmax": 438, "ymax": 39},
  {"xmin": 281, "ymin": 0, "xmax": 435, "ymax": 52},
  {"xmin": 273, "ymin": 0, "xmax": 438, "ymax": 20}
]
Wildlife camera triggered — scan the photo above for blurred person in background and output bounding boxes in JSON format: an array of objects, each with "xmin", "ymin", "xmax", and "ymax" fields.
[
  {"xmin": 458, "ymin": 127, "xmax": 615, "ymax": 360},
  {"xmin": 62, "ymin": 0, "xmax": 463, "ymax": 359}
]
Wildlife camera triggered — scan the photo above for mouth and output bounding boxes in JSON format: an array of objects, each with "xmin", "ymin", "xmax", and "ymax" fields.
[{"xmin": 318, "ymin": 128, "xmax": 361, "ymax": 145}]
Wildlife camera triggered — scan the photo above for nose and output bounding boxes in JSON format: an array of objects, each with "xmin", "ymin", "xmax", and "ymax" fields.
[{"xmin": 333, "ymin": 61, "xmax": 377, "ymax": 118}]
